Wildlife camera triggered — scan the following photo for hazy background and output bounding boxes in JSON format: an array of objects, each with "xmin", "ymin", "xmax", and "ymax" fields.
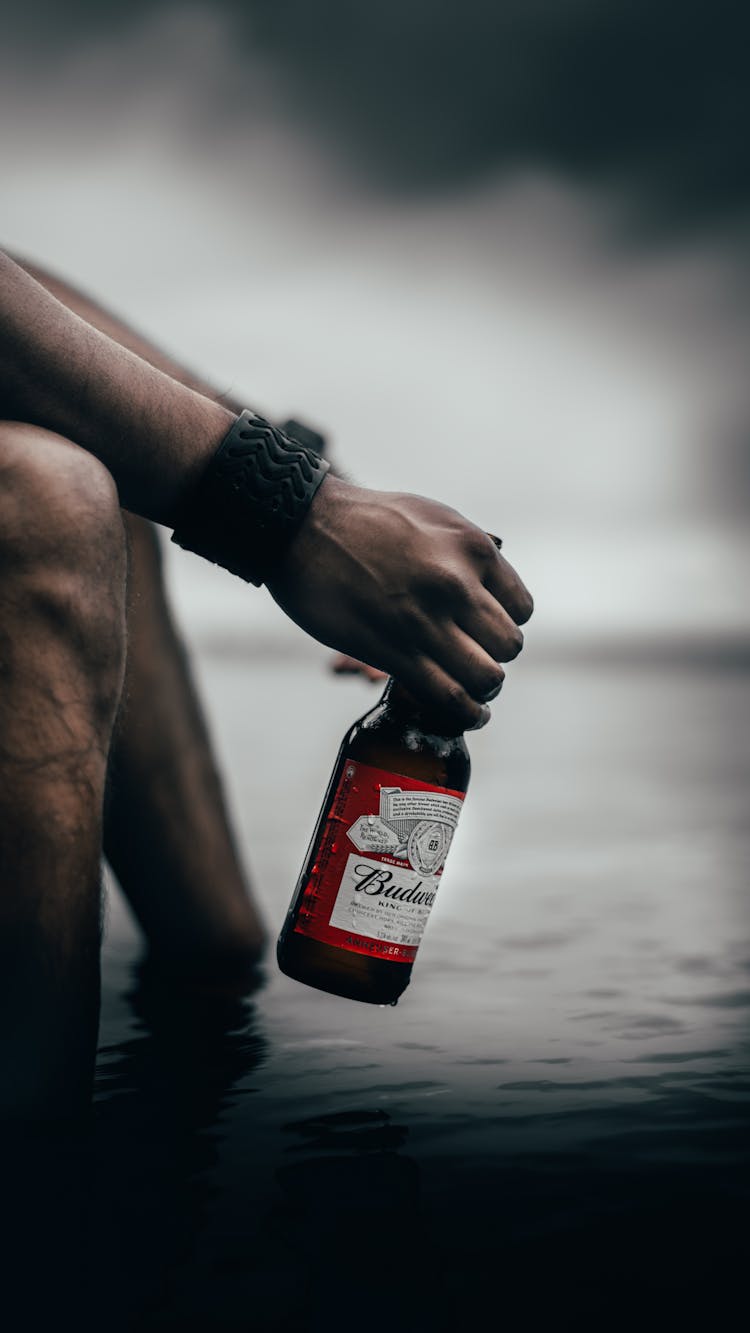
[
  {"xmin": 3, "ymin": 10, "xmax": 749, "ymax": 1326},
  {"xmin": 3, "ymin": 0, "xmax": 749, "ymax": 649}
]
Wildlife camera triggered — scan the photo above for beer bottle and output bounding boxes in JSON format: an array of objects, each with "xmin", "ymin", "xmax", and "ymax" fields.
[{"xmin": 277, "ymin": 678, "xmax": 471, "ymax": 1005}]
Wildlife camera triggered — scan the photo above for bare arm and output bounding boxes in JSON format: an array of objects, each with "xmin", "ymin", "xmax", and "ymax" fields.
[
  {"xmin": 0, "ymin": 249, "xmax": 532, "ymax": 726},
  {"xmin": 9, "ymin": 254, "xmax": 384, "ymax": 684},
  {"xmin": 8, "ymin": 251, "xmax": 245, "ymax": 413},
  {"xmin": 0, "ymin": 251, "xmax": 232, "ymax": 521},
  {"xmin": 9, "ymin": 253, "xmax": 334, "ymax": 479}
]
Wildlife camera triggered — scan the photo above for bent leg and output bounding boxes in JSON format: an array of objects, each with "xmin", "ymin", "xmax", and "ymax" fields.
[
  {"xmin": 0, "ymin": 423, "xmax": 126, "ymax": 1117},
  {"xmin": 104, "ymin": 513, "xmax": 266, "ymax": 976},
  {"xmin": 13, "ymin": 256, "xmax": 266, "ymax": 973}
]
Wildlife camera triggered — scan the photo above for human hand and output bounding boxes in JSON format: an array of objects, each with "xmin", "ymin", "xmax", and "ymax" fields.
[{"xmin": 266, "ymin": 476, "xmax": 533, "ymax": 730}]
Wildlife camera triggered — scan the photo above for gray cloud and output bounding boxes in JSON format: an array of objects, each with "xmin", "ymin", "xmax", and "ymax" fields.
[{"xmin": 7, "ymin": 0, "xmax": 750, "ymax": 227}]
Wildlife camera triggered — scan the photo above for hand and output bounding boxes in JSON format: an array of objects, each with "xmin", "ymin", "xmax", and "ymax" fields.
[{"xmin": 266, "ymin": 475, "xmax": 533, "ymax": 730}]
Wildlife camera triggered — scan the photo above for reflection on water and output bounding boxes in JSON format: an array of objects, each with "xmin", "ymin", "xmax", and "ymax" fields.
[
  {"xmin": 7, "ymin": 652, "xmax": 746, "ymax": 1330},
  {"xmin": 91, "ymin": 969, "xmax": 268, "ymax": 1330},
  {"xmin": 274, "ymin": 1112, "xmax": 434, "ymax": 1333}
]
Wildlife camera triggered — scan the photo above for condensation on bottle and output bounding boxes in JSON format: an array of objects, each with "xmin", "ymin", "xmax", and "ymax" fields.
[{"xmin": 276, "ymin": 678, "xmax": 471, "ymax": 1005}]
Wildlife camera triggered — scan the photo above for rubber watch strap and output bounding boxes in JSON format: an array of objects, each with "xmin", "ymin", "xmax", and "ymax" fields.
[{"xmin": 171, "ymin": 410, "xmax": 330, "ymax": 586}]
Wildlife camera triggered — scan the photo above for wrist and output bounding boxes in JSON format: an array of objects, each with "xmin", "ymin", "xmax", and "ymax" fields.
[
  {"xmin": 171, "ymin": 409, "xmax": 330, "ymax": 586},
  {"xmin": 266, "ymin": 471, "xmax": 353, "ymax": 581}
]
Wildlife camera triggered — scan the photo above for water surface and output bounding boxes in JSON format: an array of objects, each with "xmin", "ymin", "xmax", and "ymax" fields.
[{"xmin": 34, "ymin": 648, "xmax": 748, "ymax": 1329}]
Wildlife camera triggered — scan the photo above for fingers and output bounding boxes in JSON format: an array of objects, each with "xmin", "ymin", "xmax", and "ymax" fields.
[
  {"xmin": 395, "ymin": 654, "xmax": 493, "ymax": 732},
  {"xmin": 482, "ymin": 546, "xmax": 534, "ymax": 625},
  {"xmin": 385, "ymin": 543, "xmax": 531, "ymax": 730},
  {"xmin": 385, "ymin": 541, "xmax": 532, "ymax": 729},
  {"xmin": 458, "ymin": 588, "xmax": 525, "ymax": 665},
  {"xmin": 422, "ymin": 622, "xmax": 507, "ymax": 704}
]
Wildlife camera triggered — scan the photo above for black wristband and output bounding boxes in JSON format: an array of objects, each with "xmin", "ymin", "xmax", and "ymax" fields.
[{"xmin": 171, "ymin": 410, "xmax": 330, "ymax": 587}]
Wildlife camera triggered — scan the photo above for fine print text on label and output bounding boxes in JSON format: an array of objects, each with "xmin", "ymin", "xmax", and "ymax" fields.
[
  {"xmin": 293, "ymin": 761, "xmax": 465, "ymax": 962},
  {"xmin": 329, "ymin": 852, "xmax": 440, "ymax": 948}
]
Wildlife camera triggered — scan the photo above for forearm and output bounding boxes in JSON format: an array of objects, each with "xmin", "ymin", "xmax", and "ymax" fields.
[
  {"xmin": 9, "ymin": 253, "xmax": 339, "ymax": 477},
  {"xmin": 0, "ymin": 251, "xmax": 233, "ymax": 523},
  {"xmin": 9, "ymin": 251, "xmax": 245, "ymax": 413}
]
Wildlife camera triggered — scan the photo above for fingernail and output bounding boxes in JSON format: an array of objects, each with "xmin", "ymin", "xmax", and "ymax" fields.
[
  {"xmin": 468, "ymin": 704, "xmax": 491, "ymax": 731},
  {"xmin": 479, "ymin": 679, "xmax": 504, "ymax": 703}
]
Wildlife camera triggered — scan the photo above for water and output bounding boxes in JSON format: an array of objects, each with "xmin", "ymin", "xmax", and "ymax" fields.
[{"xmin": 7, "ymin": 646, "xmax": 747, "ymax": 1330}]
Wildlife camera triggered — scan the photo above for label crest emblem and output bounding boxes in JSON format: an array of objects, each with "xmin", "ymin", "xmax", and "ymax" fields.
[{"xmin": 407, "ymin": 819, "xmax": 452, "ymax": 874}]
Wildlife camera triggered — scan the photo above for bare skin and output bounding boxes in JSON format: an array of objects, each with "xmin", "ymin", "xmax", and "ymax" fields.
[
  {"xmin": 9, "ymin": 254, "xmax": 367, "ymax": 962},
  {"xmin": 9, "ymin": 255, "xmax": 266, "ymax": 972},
  {"xmin": 0, "ymin": 252, "xmax": 533, "ymax": 724},
  {"xmin": 105, "ymin": 512, "xmax": 266, "ymax": 975},
  {"xmin": 0, "ymin": 248, "xmax": 532, "ymax": 1115},
  {"xmin": 13, "ymin": 254, "xmax": 245, "ymax": 412},
  {"xmin": 0, "ymin": 424, "xmax": 126, "ymax": 1116},
  {"xmin": 14, "ymin": 254, "xmax": 383, "ymax": 686}
]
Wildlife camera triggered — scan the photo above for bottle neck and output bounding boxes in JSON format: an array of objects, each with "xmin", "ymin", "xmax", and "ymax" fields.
[{"xmin": 381, "ymin": 678, "xmax": 466, "ymax": 739}]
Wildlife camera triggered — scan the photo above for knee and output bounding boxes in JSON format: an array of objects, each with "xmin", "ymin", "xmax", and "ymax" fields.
[
  {"xmin": 0, "ymin": 422, "xmax": 124, "ymax": 566},
  {"xmin": 0, "ymin": 423, "xmax": 127, "ymax": 707}
]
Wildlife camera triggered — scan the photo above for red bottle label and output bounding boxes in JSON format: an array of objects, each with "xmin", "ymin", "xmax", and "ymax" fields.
[{"xmin": 293, "ymin": 759, "xmax": 465, "ymax": 963}]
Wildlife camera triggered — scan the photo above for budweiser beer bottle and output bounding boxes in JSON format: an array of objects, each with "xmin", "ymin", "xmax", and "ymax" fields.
[{"xmin": 277, "ymin": 678, "xmax": 470, "ymax": 1004}]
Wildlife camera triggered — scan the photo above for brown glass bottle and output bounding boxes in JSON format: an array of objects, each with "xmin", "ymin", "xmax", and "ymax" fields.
[{"xmin": 277, "ymin": 679, "xmax": 470, "ymax": 1005}]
